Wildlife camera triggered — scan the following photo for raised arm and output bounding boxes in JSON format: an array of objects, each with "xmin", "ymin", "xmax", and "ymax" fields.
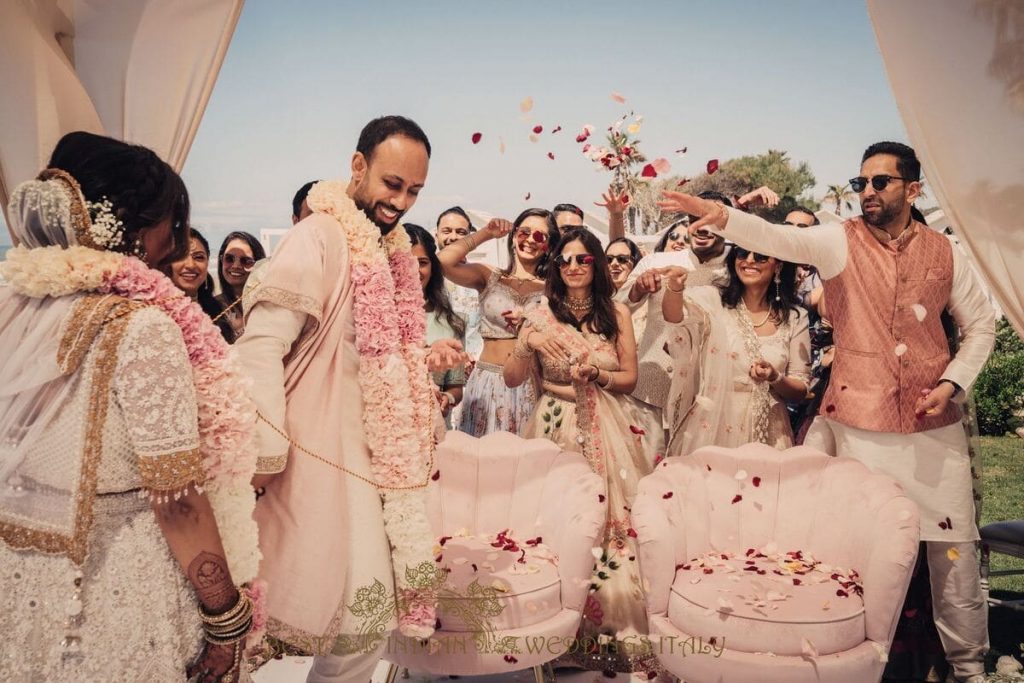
[
  {"xmin": 437, "ymin": 218, "xmax": 513, "ymax": 291},
  {"xmin": 596, "ymin": 185, "xmax": 629, "ymax": 242},
  {"xmin": 657, "ymin": 191, "xmax": 848, "ymax": 279}
]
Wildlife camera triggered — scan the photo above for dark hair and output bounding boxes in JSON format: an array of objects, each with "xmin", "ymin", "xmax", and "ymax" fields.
[
  {"xmin": 552, "ymin": 203, "xmax": 584, "ymax": 220},
  {"xmin": 788, "ymin": 206, "xmax": 820, "ymax": 226},
  {"xmin": 719, "ymin": 248, "xmax": 802, "ymax": 324},
  {"xmin": 655, "ymin": 219, "xmax": 689, "ymax": 253},
  {"xmin": 861, "ymin": 141, "xmax": 921, "ymax": 182},
  {"xmin": 910, "ymin": 205, "xmax": 927, "ymax": 225},
  {"xmin": 503, "ymin": 208, "xmax": 562, "ymax": 278},
  {"xmin": 547, "ymin": 228, "xmax": 619, "ymax": 340},
  {"xmin": 47, "ymin": 131, "xmax": 190, "ymax": 263},
  {"xmin": 292, "ymin": 180, "xmax": 319, "ymax": 219},
  {"xmin": 436, "ymin": 205, "xmax": 473, "ymax": 230},
  {"xmin": 356, "ymin": 115, "xmax": 432, "ymax": 162},
  {"xmin": 217, "ymin": 231, "xmax": 267, "ymax": 297},
  {"xmin": 605, "ymin": 237, "xmax": 642, "ymax": 266},
  {"xmin": 698, "ymin": 190, "xmax": 734, "ymax": 206},
  {"xmin": 405, "ymin": 224, "xmax": 466, "ymax": 339},
  {"xmin": 184, "ymin": 228, "xmax": 235, "ymax": 343}
]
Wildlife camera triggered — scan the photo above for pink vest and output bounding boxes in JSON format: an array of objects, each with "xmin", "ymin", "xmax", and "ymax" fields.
[{"xmin": 822, "ymin": 218, "xmax": 960, "ymax": 434}]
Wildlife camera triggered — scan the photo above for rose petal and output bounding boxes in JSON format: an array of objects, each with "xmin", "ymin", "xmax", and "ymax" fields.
[
  {"xmin": 752, "ymin": 476, "xmax": 762, "ymax": 487},
  {"xmin": 894, "ymin": 343, "xmax": 908, "ymax": 356},
  {"xmin": 675, "ymin": 147, "xmax": 688, "ymax": 155},
  {"xmin": 731, "ymin": 494, "xmax": 742, "ymax": 504},
  {"xmin": 735, "ymin": 469, "xmax": 748, "ymax": 481},
  {"xmin": 641, "ymin": 163, "xmax": 657, "ymax": 178},
  {"xmin": 627, "ymin": 122, "xmax": 641, "ymax": 135},
  {"xmin": 717, "ymin": 597, "xmax": 735, "ymax": 611},
  {"xmin": 946, "ymin": 547, "xmax": 960, "ymax": 562},
  {"xmin": 431, "ymin": 470, "xmax": 440, "ymax": 481},
  {"xmin": 629, "ymin": 425, "xmax": 646, "ymax": 435},
  {"xmin": 911, "ymin": 303, "xmax": 927, "ymax": 321},
  {"xmin": 520, "ymin": 96, "xmax": 534, "ymax": 113},
  {"xmin": 528, "ymin": 133, "xmax": 540, "ymax": 143},
  {"xmin": 524, "ymin": 192, "xmax": 531, "ymax": 201},
  {"xmin": 662, "ymin": 492, "xmax": 674, "ymax": 499},
  {"xmin": 627, "ymin": 528, "xmax": 638, "ymax": 538},
  {"xmin": 552, "ymin": 125, "xmax": 562, "ymax": 134},
  {"xmin": 677, "ymin": 178, "xmax": 690, "ymax": 188},
  {"xmin": 598, "ymin": 493, "xmax": 606, "ymax": 503},
  {"xmin": 499, "ymin": 137, "xmax": 506, "ymax": 154},
  {"xmin": 610, "ymin": 91, "xmax": 627, "ymax": 104},
  {"xmin": 547, "ymin": 152, "xmax": 555, "ymax": 160},
  {"xmin": 471, "ymin": 132, "xmax": 482, "ymax": 144},
  {"xmin": 707, "ymin": 159, "xmax": 720, "ymax": 174},
  {"xmin": 533, "ymin": 125, "xmax": 543, "ymax": 134},
  {"xmin": 652, "ymin": 158, "xmax": 672, "ymax": 175},
  {"xmin": 825, "ymin": 404, "xmax": 836, "ymax": 414}
]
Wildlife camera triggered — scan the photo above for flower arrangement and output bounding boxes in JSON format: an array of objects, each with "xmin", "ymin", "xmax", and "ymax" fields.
[
  {"xmin": 84, "ymin": 197, "xmax": 125, "ymax": 249},
  {"xmin": 578, "ymin": 114, "xmax": 649, "ymax": 198}
]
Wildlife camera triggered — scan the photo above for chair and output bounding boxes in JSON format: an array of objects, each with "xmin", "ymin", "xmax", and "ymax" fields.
[
  {"xmin": 980, "ymin": 520, "xmax": 1024, "ymax": 611},
  {"xmin": 383, "ymin": 431, "xmax": 606, "ymax": 681},
  {"xmin": 631, "ymin": 443, "xmax": 920, "ymax": 683}
]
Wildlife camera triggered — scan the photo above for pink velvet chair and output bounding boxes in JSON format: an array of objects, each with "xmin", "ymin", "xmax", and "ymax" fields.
[
  {"xmin": 383, "ymin": 431, "xmax": 606, "ymax": 681},
  {"xmin": 631, "ymin": 443, "xmax": 920, "ymax": 683}
]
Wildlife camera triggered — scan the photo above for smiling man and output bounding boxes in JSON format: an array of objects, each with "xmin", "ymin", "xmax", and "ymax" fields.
[
  {"xmin": 658, "ymin": 141, "xmax": 995, "ymax": 683},
  {"xmin": 236, "ymin": 116, "xmax": 459, "ymax": 682}
]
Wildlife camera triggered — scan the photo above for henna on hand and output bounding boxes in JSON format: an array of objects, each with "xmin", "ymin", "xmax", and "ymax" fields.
[{"xmin": 188, "ymin": 551, "xmax": 237, "ymax": 613}]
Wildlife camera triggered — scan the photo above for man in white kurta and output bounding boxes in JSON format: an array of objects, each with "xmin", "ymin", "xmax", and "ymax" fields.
[{"xmin": 659, "ymin": 142, "xmax": 994, "ymax": 683}]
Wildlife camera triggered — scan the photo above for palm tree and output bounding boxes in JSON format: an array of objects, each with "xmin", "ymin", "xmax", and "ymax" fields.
[{"xmin": 823, "ymin": 183, "xmax": 856, "ymax": 216}]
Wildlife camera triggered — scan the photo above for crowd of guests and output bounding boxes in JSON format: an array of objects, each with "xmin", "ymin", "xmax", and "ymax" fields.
[{"xmin": 0, "ymin": 122, "xmax": 993, "ymax": 683}]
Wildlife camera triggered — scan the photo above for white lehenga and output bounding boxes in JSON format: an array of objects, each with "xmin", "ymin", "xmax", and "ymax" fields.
[
  {"xmin": 666, "ymin": 286, "xmax": 811, "ymax": 457},
  {"xmin": 0, "ymin": 295, "xmax": 205, "ymax": 682}
]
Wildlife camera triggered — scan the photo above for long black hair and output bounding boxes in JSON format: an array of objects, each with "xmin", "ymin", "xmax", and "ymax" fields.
[
  {"xmin": 217, "ymin": 231, "xmax": 267, "ymax": 298},
  {"xmin": 547, "ymin": 227, "xmax": 619, "ymax": 340},
  {"xmin": 503, "ymin": 208, "xmax": 561, "ymax": 278},
  {"xmin": 654, "ymin": 219, "xmax": 688, "ymax": 253},
  {"xmin": 405, "ymin": 224, "xmax": 466, "ymax": 340},
  {"xmin": 605, "ymin": 237, "xmax": 642, "ymax": 266},
  {"xmin": 719, "ymin": 248, "xmax": 802, "ymax": 324},
  {"xmin": 47, "ymin": 131, "xmax": 190, "ymax": 263},
  {"xmin": 186, "ymin": 228, "xmax": 235, "ymax": 343}
]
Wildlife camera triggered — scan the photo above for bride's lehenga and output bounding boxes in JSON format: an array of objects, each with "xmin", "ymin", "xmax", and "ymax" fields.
[{"xmin": 519, "ymin": 305, "xmax": 657, "ymax": 674}]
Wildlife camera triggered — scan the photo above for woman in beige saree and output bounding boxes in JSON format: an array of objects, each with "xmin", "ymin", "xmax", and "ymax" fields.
[{"xmin": 504, "ymin": 228, "xmax": 657, "ymax": 675}]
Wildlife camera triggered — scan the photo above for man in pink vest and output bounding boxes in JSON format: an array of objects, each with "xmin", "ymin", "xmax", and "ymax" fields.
[{"xmin": 658, "ymin": 142, "xmax": 995, "ymax": 683}]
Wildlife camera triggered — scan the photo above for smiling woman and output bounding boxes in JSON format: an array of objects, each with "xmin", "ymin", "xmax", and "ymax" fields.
[
  {"xmin": 215, "ymin": 230, "xmax": 266, "ymax": 340},
  {"xmin": 168, "ymin": 228, "xmax": 234, "ymax": 342}
]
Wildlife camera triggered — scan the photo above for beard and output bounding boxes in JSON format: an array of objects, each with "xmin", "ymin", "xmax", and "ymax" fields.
[
  {"xmin": 352, "ymin": 193, "xmax": 403, "ymax": 233},
  {"xmin": 862, "ymin": 197, "xmax": 903, "ymax": 228}
]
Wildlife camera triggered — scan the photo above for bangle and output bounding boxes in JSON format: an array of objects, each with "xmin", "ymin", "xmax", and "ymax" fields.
[
  {"xmin": 586, "ymin": 364, "xmax": 600, "ymax": 383},
  {"xmin": 199, "ymin": 588, "xmax": 254, "ymax": 645},
  {"xmin": 597, "ymin": 370, "xmax": 613, "ymax": 390},
  {"xmin": 665, "ymin": 282, "xmax": 684, "ymax": 293},
  {"xmin": 513, "ymin": 334, "xmax": 533, "ymax": 359}
]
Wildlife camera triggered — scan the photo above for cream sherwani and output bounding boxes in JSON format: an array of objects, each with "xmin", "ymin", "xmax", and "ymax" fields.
[{"xmin": 713, "ymin": 207, "xmax": 995, "ymax": 678}]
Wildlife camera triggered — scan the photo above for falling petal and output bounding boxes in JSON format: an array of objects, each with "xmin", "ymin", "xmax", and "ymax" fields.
[
  {"xmin": 598, "ymin": 493, "xmax": 606, "ymax": 503},
  {"xmin": 492, "ymin": 580, "xmax": 509, "ymax": 592},
  {"xmin": 471, "ymin": 132, "xmax": 482, "ymax": 144},
  {"xmin": 717, "ymin": 597, "xmax": 735, "ymax": 611},
  {"xmin": 431, "ymin": 470, "xmax": 440, "ymax": 481},
  {"xmin": 735, "ymin": 470, "xmax": 748, "ymax": 481},
  {"xmin": 662, "ymin": 492, "xmax": 674, "ymax": 499},
  {"xmin": 529, "ymin": 133, "xmax": 540, "ymax": 143},
  {"xmin": 677, "ymin": 178, "xmax": 691, "ymax": 188},
  {"xmin": 547, "ymin": 152, "xmax": 555, "ymax": 160},
  {"xmin": 706, "ymin": 159, "xmax": 720, "ymax": 174},
  {"xmin": 627, "ymin": 123, "xmax": 642, "ymax": 135},
  {"xmin": 641, "ymin": 164, "xmax": 657, "ymax": 178},
  {"xmin": 894, "ymin": 343, "xmax": 908, "ymax": 356},
  {"xmin": 520, "ymin": 96, "xmax": 534, "ymax": 113},
  {"xmin": 947, "ymin": 547, "xmax": 960, "ymax": 562},
  {"xmin": 825, "ymin": 404, "xmax": 836, "ymax": 414},
  {"xmin": 610, "ymin": 91, "xmax": 627, "ymax": 104},
  {"xmin": 652, "ymin": 158, "xmax": 672, "ymax": 175},
  {"xmin": 752, "ymin": 476, "xmax": 762, "ymax": 487},
  {"xmin": 533, "ymin": 125, "xmax": 544, "ymax": 134},
  {"xmin": 872, "ymin": 642, "xmax": 889, "ymax": 663},
  {"xmin": 627, "ymin": 528, "xmax": 638, "ymax": 538},
  {"xmin": 731, "ymin": 494, "xmax": 742, "ymax": 504},
  {"xmin": 524, "ymin": 192, "xmax": 531, "ymax": 201},
  {"xmin": 552, "ymin": 125, "xmax": 562, "ymax": 134},
  {"xmin": 675, "ymin": 147, "xmax": 688, "ymax": 155},
  {"xmin": 822, "ymin": 600, "xmax": 831, "ymax": 611},
  {"xmin": 591, "ymin": 547, "xmax": 603, "ymax": 560},
  {"xmin": 499, "ymin": 137, "xmax": 506, "ymax": 154},
  {"xmin": 912, "ymin": 304, "xmax": 927, "ymax": 322}
]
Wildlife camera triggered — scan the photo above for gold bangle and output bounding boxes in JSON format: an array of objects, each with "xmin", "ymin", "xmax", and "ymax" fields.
[{"xmin": 199, "ymin": 590, "xmax": 246, "ymax": 625}]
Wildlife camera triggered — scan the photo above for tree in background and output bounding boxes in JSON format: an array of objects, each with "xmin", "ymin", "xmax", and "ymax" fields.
[
  {"xmin": 630, "ymin": 150, "xmax": 818, "ymax": 234},
  {"xmin": 823, "ymin": 182, "xmax": 856, "ymax": 216},
  {"xmin": 974, "ymin": 318, "xmax": 1024, "ymax": 435}
]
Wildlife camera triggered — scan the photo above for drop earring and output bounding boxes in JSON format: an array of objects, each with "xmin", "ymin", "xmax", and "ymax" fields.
[{"xmin": 774, "ymin": 270, "xmax": 782, "ymax": 302}]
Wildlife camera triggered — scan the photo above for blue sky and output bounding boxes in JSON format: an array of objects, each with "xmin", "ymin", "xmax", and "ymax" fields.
[{"xmin": 4, "ymin": 0, "xmax": 911, "ymax": 247}]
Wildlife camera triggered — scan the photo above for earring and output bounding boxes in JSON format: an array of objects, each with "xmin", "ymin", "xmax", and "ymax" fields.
[
  {"xmin": 774, "ymin": 270, "xmax": 782, "ymax": 302},
  {"xmin": 131, "ymin": 234, "xmax": 147, "ymax": 261}
]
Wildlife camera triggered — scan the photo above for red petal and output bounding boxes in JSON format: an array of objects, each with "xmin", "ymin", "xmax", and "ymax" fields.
[
  {"xmin": 662, "ymin": 491, "xmax": 674, "ymax": 499},
  {"xmin": 598, "ymin": 494, "xmax": 606, "ymax": 503},
  {"xmin": 675, "ymin": 147, "xmax": 688, "ymax": 154},
  {"xmin": 547, "ymin": 152, "xmax": 555, "ymax": 160},
  {"xmin": 629, "ymin": 425, "xmax": 646, "ymax": 435},
  {"xmin": 533, "ymin": 125, "xmax": 543, "ymax": 134},
  {"xmin": 706, "ymin": 159, "xmax": 719, "ymax": 174},
  {"xmin": 840, "ymin": 385, "xmax": 848, "ymax": 391},
  {"xmin": 576, "ymin": 134, "xmax": 588, "ymax": 143},
  {"xmin": 627, "ymin": 528, "xmax": 638, "ymax": 538},
  {"xmin": 677, "ymin": 178, "xmax": 690, "ymax": 188},
  {"xmin": 552, "ymin": 125, "xmax": 562, "ymax": 134},
  {"xmin": 526, "ymin": 536, "xmax": 543, "ymax": 546},
  {"xmin": 706, "ymin": 464, "xmax": 712, "ymax": 472},
  {"xmin": 610, "ymin": 91, "xmax": 627, "ymax": 104},
  {"xmin": 731, "ymin": 494, "xmax": 742, "ymax": 504},
  {"xmin": 439, "ymin": 536, "xmax": 452, "ymax": 546},
  {"xmin": 652, "ymin": 158, "xmax": 672, "ymax": 175},
  {"xmin": 504, "ymin": 655, "xmax": 518, "ymax": 664},
  {"xmin": 524, "ymin": 192, "xmax": 531, "ymax": 201},
  {"xmin": 793, "ymin": 578, "xmax": 803, "ymax": 585},
  {"xmin": 471, "ymin": 563, "xmax": 478, "ymax": 572},
  {"xmin": 752, "ymin": 476, "xmax": 762, "ymax": 487},
  {"xmin": 471, "ymin": 132, "xmax": 482, "ymax": 144},
  {"xmin": 641, "ymin": 163, "xmax": 658, "ymax": 178},
  {"xmin": 431, "ymin": 470, "xmax": 440, "ymax": 481},
  {"xmin": 825, "ymin": 404, "xmax": 836, "ymax": 413},
  {"xmin": 703, "ymin": 567, "xmax": 714, "ymax": 574},
  {"xmin": 836, "ymin": 589, "xmax": 848, "ymax": 597}
]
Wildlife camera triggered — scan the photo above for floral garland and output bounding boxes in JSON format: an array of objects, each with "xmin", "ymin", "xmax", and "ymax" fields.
[
  {"xmin": 305, "ymin": 181, "xmax": 437, "ymax": 639},
  {"xmin": 0, "ymin": 245, "xmax": 266, "ymax": 639}
]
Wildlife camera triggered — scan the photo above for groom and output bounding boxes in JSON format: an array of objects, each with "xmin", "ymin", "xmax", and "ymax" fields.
[
  {"xmin": 659, "ymin": 141, "xmax": 994, "ymax": 683},
  {"xmin": 238, "ymin": 116, "xmax": 460, "ymax": 682}
]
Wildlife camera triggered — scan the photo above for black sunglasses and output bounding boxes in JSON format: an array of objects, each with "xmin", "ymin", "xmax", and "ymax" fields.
[
  {"xmin": 556, "ymin": 253, "xmax": 595, "ymax": 268},
  {"xmin": 515, "ymin": 228, "xmax": 548, "ymax": 244},
  {"xmin": 849, "ymin": 175, "xmax": 913, "ymax": 193},
  {"xmin": 223, "ymin": 253, "xmax": 256, "ymax": 269},
  {"xmin": 734, "ymin": 247, "xmax": 771, "ymax": 263},
  {"xmin": 607, "ymin": 254, "xmax": 634, "ymax": 265}
]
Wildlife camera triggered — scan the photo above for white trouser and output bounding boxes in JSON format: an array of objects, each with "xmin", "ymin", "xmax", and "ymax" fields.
[
  {"xmin": 927, "ymin": 541, "xmax": 988, "ymax": 679},
  {"xmin": 306, "ymin": 639, "xmax": 385, "ymax": 683}
]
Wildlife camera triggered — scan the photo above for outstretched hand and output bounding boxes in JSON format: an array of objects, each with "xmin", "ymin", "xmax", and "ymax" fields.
[
  {"xmin": 427, "ymin": 338, "xmax": 467, "ymax": 373},
  {"xmin": 482, "ymin": 218, "xmax": 514, "ymax": 240},
  {"xmin": 656, "ymin": 190, "xmax": 729, "ymax": 235},
  {"xmin": 737, "ymin": 185, "xmax": 780, "ymax": 209},
  {"xmin": 595, "ymin": 185, "xmax": 630, "ymax": 215}
]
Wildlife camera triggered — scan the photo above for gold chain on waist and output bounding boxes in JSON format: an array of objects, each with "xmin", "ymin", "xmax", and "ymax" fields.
[{"xmin": 255, "ymin": 410, "xmax": 433, "ymax": 491}]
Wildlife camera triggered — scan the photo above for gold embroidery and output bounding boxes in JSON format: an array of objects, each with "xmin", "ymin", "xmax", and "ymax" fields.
[
  {"xmin": 249, "ymin": 286, "xmax": 321, "ymax": 322},
  {"xmin": 36, "ymin": 168, "xmax": 94, "ymax": 249},
  {"xmin": 58, "ymin": 295, "xmax": 146, "ymax": 375},
  {"xmin": 255, "ymin": 454, "xmax": 287, "ymax": 475},
  {"xmin": 138, "ymin": 448, "xmax": 205, "ymax": 491},
  {"xmin": 0, "ymin": 307, "xmax": 134, "ymax": 565}
]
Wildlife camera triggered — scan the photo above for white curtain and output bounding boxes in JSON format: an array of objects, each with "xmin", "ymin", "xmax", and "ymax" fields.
[
  {"xmin": 0, "ymin": 0, "xmax": 244, "ymax": 238},
  {"xmin": 867, "ymin": 0, "xmax": 1024, "ymax": 336}
]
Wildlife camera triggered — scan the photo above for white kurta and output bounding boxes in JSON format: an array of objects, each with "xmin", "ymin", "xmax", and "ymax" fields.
[{"xmin": 717, "ymin": 208, "xmax": 995, "ymax": 542}]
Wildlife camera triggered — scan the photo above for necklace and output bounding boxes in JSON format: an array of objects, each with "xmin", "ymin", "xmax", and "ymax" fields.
[
  {"xmin": 750, "ymin": 307, "xmax": 774, "ymax": 328},
  {"xmin": 566, "ymin": 295, "xmax": 594, "ymax": 313},
  {"xmin": 507, "ymin": 271, "xmax": 541, "ymax": 284}
]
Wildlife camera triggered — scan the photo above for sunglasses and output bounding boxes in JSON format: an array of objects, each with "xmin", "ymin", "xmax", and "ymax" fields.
[
  {"xmin": 515, "ymin": 228, "xmax": 548, "ymax": 245},
  {"xmin": 784, "ymin": 221, "xmax": 811, "ymax": 228},
  {"xmin": 734, "ymin": 247, "xmax": 771, "ymax": 263},
  {"xmin": 849, "ymin": 175, "xmax": 912, "ymax": 193},
  {"xmin": 556, "ymin": 253, "xmax": 595, "ymax": 268},
  {"xmin": 222, "ymin": 253, "xmax": 256, "ymax": 269},
  {"xmin": 607, "ymin": 254, "xmax": 634, "ymax": 265},
  {"xmin": 667, "ymin": 231, "xmax": 684, "ymax": 241}
]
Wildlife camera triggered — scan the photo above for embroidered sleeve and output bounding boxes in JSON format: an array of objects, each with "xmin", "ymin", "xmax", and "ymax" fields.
[{"xmin": 113, "ymin": 308, "xmax": 204, "ymax": 493}]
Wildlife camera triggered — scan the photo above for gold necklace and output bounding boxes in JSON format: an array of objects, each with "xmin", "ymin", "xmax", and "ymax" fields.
[
  {"xmin": 566, "ymin": 295, "xmax": 594, "ymax": 313},
  {"xmin": 749, "ymin": 307, "xmax": 773, "ymax": 328}
]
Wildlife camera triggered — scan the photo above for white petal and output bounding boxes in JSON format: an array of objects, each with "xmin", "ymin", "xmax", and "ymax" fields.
[
  {"xmin": 591, "ymin": 547, "xmax": 603, "ymax": 560},
  {"xmin": 894, "ymin": 343, "xmax": 908, "ymax": 356},
  {"xmin": 761, "ymin": 541, "xmax": 778, "ymax": 555},
  {"xmin": 872, "ymin": 642, "xmax": 889, "ymax": 663},
  {"xmin": 911, "ymin": 304, "xmax": 927, "ymax": 322},
  {"xmin": 735, "ymin": 469, "xmax": 748, "ymax": 481},
  {"xmin": 451, "ymin": 557, "xmax": 468, "ymax": 565},
  {"xmin": 766, "ymin": 591, "xmax": 787, "ymax": 602},
  {"xmin": 717, "ymin": 597, "xmax": 735, "ymax": 611},
  {"xmin": 690, "ymin": 577, "xmax": 702, "ymax": 585},
  {"xmin": 801, "ymin": 638, "xmax": 818, "ymax": 658},
  {"xmin": 528, "ymin": 133, "xmax": 540, "ymax": 143},
  {"xmin": 620, "ymin": 468, "xmax": 628, "ymax": 480}
]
